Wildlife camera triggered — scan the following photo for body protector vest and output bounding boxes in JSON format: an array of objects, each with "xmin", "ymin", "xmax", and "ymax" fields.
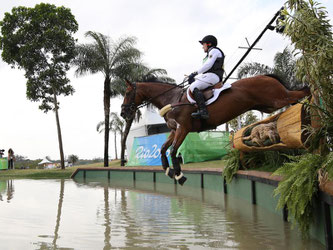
[{"xmin": 203, "ymin": 47, "xmax": 225, "ymax": 81}]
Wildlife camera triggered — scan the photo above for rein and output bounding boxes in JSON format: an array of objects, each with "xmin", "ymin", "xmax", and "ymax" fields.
[
  {"xmin": 136, "ymin": 79, "xmax": 188, "ymax": 109},
  {"xmin": 121, "ymin": 78, "xmax": 190, "ymax": 117}
]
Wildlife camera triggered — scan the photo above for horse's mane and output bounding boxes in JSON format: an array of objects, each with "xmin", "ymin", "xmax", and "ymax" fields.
[{"xmin": 140, "ymin": 77, "xmax": 180, "ymax": 87}]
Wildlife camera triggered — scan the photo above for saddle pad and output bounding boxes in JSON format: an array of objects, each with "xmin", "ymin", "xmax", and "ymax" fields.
[{"xmin": 187, "ymin": 82, "xmax": 232, "ymax": 105}]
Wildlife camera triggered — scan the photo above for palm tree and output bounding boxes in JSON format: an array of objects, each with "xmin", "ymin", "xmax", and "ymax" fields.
[
  {"xmin": 237, "ymin": 47, "xmax": 304, "ymax": 90},
  {"xmin": 67, "ymin": 154, "xmax": 79, "ymax": 166},
  {"xmin": 97, "ymin": 112, "xmax": 125, "ymax": 160},
  {"xmin": 73, "ymin": 32, "xmax": 142, "ymax": 167},
  {"xmin": 228, "ymin": 111, "xmax": 259, "ymax": 131}
]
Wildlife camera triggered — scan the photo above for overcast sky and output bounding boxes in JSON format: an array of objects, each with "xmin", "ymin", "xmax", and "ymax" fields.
[{"xmin": 0, "ymin": 0, "xmax": 332, "ymax": 160}]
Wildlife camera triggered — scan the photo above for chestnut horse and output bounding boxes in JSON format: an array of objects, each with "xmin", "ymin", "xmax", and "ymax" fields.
[{"xmin": 121, "ymin": 75, "xmax": 310, "ymax": 185}]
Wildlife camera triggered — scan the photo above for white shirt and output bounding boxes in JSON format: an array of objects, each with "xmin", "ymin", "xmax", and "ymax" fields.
[{"xmin": 196, "ymin": 47, "xmax": 223, "ymax": 74}]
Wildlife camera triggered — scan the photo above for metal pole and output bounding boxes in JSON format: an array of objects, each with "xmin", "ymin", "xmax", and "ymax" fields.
[{"xmin": 223, "ymin": 7, "xmax": 284, "ymax": 83}]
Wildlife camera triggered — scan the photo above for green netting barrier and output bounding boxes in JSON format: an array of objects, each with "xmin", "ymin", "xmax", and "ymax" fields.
[
  {"xmin": 0, "ymin": 158, "xmax": 8, "ymax": 170},
  {"xmin": 178, "ymin": 131, "xmax": 230, "ymax": 164}
]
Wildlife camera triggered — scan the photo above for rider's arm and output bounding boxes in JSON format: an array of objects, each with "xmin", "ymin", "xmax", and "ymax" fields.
[{"xmin": 196, "ymin": 48, "xmax": 222, "ymax": 74}]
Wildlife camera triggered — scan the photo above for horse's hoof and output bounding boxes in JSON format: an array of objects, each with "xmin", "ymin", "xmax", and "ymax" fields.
[
  {"xmin": 165, "ymin": 167, "xmax": 175, "ymax": 179},
  {"xmin": 175, "ymin": 172, "xmax": 187, "ymax": 185}
]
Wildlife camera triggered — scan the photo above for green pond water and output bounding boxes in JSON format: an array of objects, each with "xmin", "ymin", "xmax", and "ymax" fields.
[{"xmin": 0, "ymin": 178, "xmax": 324, "ymax": 249}]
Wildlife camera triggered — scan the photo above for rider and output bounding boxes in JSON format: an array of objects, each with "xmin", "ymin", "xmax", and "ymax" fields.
[{"xmin": 188, "ymin": 35, "xmax": 225, "ymax": 119}]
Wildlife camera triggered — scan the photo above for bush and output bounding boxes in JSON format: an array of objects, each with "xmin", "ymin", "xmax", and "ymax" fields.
[{"xmin": 273, "ymin": 153, "xmax": 323, "ymax": 236}]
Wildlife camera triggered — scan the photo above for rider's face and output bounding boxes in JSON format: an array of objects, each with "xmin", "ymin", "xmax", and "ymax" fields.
[{"xmin": 202, "ymin": 43, "xmax": 209, "ymax": 52}]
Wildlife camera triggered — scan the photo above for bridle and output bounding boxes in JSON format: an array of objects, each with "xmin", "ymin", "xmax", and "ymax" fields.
[
  {"xmin": 121, "ymin": 82, "xmax": 137, "ymax": 117},
  {"xmin": 121, "ymin": 79, "xmax": 189, "ymax": 118}
]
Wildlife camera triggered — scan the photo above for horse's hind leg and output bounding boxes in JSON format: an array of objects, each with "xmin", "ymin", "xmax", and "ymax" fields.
[
  {"xmin": 170, "ymin": 126, "xmax": 189, "ymax": 185},
  {"xmin": 161, "ymin": 130, "xmax": 175, "ymax": 179}
]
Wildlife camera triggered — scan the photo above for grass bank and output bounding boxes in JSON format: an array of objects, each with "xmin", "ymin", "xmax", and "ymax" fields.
[{"xmin": 0, "ymin": 159, "xmax": 226, "ymax": 179}]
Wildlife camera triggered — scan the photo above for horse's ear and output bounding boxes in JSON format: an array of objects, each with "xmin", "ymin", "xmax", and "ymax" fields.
[{"xmin": 125, "ymin": 79, "xmax": 132, "ymax": 87}]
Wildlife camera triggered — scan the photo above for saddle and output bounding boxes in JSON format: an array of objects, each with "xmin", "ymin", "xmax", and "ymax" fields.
[
  {"xmin": 187, "ymin": 82, "xmax": 232, "ymax": 106},
  {"xmin": 188, "ymin": 82, "xmax": 223, "ymax": 101}
]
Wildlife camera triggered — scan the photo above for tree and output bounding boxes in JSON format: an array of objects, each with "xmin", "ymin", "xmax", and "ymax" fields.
[
  {"xmin": 0, "ymin": 3, "xmax": 78, "ymax": 169},
  {"xmin": 97, "ymin": 112, "xmax": 125, "ymax": 160},
  {"xmin": 73, "ymin": 32, "xmax": 142, "ymax": 167},
  {"xmin": 281, "ymin": 0, "xmax": 333, "ymax": 151},
  {"xmin": 228, "ymin": 111, "xmax": 259, "ymax": 131},
  {"xmin": 67, "ymin": 154, "xmax": 79, "ymax": 166}
]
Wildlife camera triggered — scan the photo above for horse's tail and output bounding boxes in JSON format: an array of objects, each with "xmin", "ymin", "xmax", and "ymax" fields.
[
  {"xmin": 265, "ymin": 74, "xmax": 291, "ymax": 89},
  {"xmin": 298, "ymin": 85, "xmax": 311, "ymax": 96},
  {"xmin": 265, "ymin": 74, "xmax": 310, "ymax": 94}
]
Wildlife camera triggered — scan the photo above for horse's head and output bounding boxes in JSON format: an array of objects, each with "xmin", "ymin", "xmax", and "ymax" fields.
[{"xmin": 121, "ymin": 80, "xmax": 138, "ymax": 121}]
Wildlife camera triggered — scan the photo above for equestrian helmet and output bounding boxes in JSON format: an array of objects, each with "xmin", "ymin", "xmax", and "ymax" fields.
[{"xmin": 199, "ymin": 35, "xmax": 218, "ymax": 47}]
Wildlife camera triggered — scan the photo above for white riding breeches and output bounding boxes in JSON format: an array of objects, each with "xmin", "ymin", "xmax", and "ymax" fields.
[{"xmin": 189, "ymin": 73, "xmax": 220, "ymax": 92}]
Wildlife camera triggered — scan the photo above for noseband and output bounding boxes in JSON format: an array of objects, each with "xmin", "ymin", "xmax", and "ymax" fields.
[{"xmin": 121, "ymin": 82, "xmax": 137, "ymax": 116}]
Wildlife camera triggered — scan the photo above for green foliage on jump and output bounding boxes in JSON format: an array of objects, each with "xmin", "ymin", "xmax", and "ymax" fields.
[
  {"xmin": 224, "ymin": 0, "xmax": 332, "ymax": 238},
  {"xmin": 222, "ymin": 149, "xmax": 241, "ymax": 183},
  {"xmin": 280, "ymin": 0, "xmax": 333, "ymax": 151},
  {"xmin": 271, "ymin": 0, "xmax": 333, "ymax": 237},
  {"xmin": 273, "ymin": 154, "xmax": 323, "ymax": 237},
  {"xmin": 222, "ymin": 149, "xmax": 304, "ymax": 183}
]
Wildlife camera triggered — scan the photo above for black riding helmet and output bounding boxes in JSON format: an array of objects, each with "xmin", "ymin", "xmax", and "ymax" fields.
[{"xmin": 199, "ymin": 35, "xmax": 218, "ymax": 47}]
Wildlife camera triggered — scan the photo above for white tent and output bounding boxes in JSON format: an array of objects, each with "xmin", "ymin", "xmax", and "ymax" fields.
[
  {"xmin": 126, "ymin": 107, "xmax": 169, "ymax": 158},
  {"xmin": 38, "ymin": 157, "xmax": 55, "ymax": 169}
]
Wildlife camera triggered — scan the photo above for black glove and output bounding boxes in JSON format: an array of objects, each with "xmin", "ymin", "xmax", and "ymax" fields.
[{"xmin": 188, "ymin": 72, "xmax": 197, "ymax": 84}]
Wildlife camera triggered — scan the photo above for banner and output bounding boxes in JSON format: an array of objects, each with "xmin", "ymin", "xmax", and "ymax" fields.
[
  {"xmin": 127, "ymin": 131, "xmax": 231, "ymax": 166},
  {"xmin": 127, "ymin": 133, "xmax": 171, "ymax": 166}
]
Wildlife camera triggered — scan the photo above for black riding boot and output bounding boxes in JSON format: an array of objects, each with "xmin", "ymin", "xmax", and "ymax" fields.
[{"xmin": 191, "ymin": 88, "xmax": 209, "ymax": 119}]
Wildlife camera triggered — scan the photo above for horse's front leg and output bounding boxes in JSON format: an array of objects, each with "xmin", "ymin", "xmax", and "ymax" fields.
[
  {"xmin": 170, "ymin": 126, "xmax": 189, "ymax": 185},
  {"xmin": 161, "ymin": 130, "xmax": 175, "ymax": 179}
]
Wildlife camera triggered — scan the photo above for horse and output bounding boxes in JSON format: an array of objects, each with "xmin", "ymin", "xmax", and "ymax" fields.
[{"xmin": 121, "ymin": 75, "xmax": 310, "ymax": 185}]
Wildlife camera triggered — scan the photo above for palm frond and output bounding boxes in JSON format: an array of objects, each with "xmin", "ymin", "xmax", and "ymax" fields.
[
  {"xmin": 237, "ymin": 62, "xmax": 273, "ymax": 79},
  {"xmin": 96, "ymin": 121, "xmax": 105, "ymax": 133},
  {"xmin": 73, "ymin": 44, "xmax": 103, "ymax": 76},
  {"xmin": 85, "ymin": 31, "xmax": 110, "ymax": 62}
]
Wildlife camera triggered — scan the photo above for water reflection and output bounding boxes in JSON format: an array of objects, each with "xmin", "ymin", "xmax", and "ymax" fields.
[
  {"xmin": 0, "ymin": 178, "xmax": 325, "ymax": 249},
  {"xmin": 33, "ymin": 179, "xmax": 68, "ymax": 250},
  {"xmin": 53, "ymin": 179, "xmax": 64, "ymax": 248},
  {"xmin": 0, "ymin": 179, "xmax": 15, "ymax": 202},
  {"xmin": 103, "ymin": 186, "xmax": 111, "ymax": 249}
]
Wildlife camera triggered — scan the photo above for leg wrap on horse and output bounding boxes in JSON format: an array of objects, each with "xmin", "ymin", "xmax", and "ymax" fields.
[
  {"xmin": 175, "ymin": 172, "xmax": 187, "ymax": 185},
  {"xmin": 165, "ymin": 167, "xmax": 175, "ymax": 179},
  {"xmin": 191, "ymin": 88, "xmax": 209, "ymax": 120},
  {"xmin": 172, "ymin": 157, "xmax": 181, "ymax": 176},
  {"xmin": 172, "ymin": 157, "xmax": 187, "ymax": 185},
  {"xmin": 161, "ymin": 155, "xmax": 169, "ymax": 170}
]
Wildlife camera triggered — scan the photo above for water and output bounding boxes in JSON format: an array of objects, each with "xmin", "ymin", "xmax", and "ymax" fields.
[{"xmin": 0, "ymin": 178, "xmax": 324, "ymax": 250}]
